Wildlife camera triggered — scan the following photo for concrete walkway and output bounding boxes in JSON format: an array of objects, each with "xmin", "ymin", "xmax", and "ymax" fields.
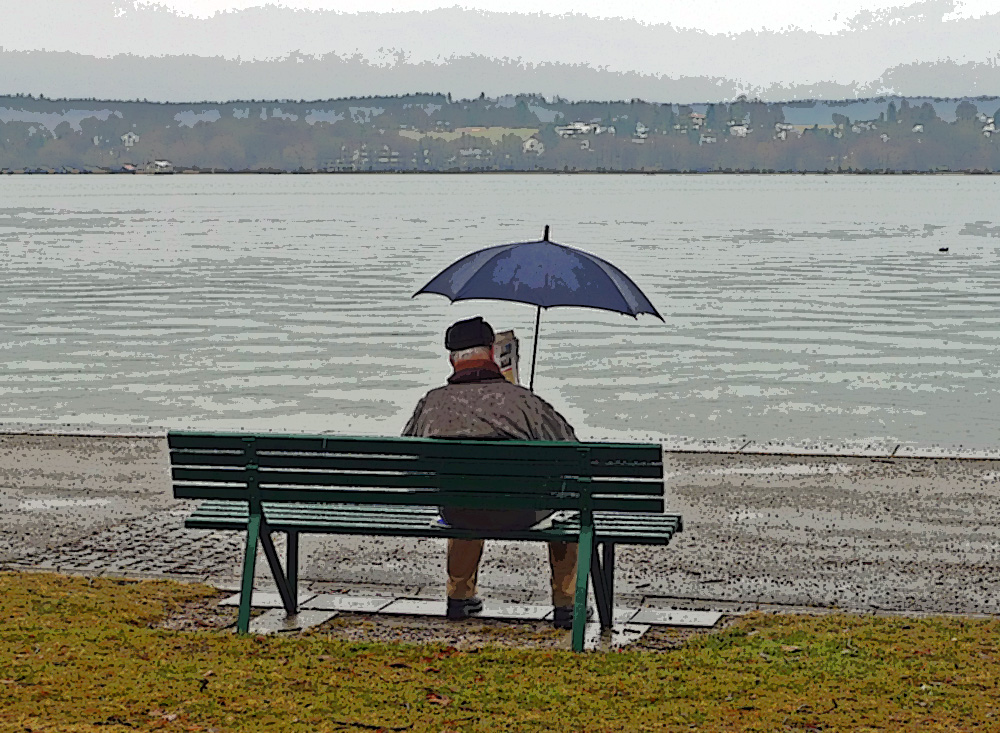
[{"xmin": 3, "ymin": 431, "xmax": 1000, "ymax": 619}]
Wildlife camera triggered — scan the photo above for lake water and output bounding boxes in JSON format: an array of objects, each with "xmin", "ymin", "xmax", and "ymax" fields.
[{"xmin": 2, "ymin": 173, "xmax": 999, "ymax": 453}]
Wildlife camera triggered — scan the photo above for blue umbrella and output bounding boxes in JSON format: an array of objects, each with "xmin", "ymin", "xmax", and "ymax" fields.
[{"xmin": 414, "ymin": 226, "xmax": 663, "ymax": 390}]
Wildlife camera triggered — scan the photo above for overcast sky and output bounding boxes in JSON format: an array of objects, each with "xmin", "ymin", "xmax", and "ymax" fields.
[
  {"xmin": 155, "ymin": 0, "xmax": 997, "ymax": 34},
  {"xmin": 2, "ymin": 0, "xmax": 999, "ymax": 101}
]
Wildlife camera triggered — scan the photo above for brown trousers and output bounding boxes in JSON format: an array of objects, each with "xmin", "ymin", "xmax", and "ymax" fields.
[{"xmin": 446, "ymin": 538, "xmax": 579, "ymax": 607}]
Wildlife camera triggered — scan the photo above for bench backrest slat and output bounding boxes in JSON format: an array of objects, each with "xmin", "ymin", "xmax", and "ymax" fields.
[
  {"xmin": 169, "ymin": 431, "xmax": 665, "ymax": 514},
  {"xmin": 169, "ymin": 432, "xmax": 661, "ymax": 475}
]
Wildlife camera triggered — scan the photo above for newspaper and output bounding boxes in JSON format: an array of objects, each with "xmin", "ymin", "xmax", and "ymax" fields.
[{"xmin": 493, "ymin": 329, "xmax": 520, "ymax": 385}]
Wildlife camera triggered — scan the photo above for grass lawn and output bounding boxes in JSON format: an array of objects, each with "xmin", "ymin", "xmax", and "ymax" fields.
[{"xmin": 2, "ymin": 570, "xmax": 999, "ymax": 732}]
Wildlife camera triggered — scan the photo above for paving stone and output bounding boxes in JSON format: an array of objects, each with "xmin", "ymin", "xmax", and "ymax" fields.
[
  {"xmin": 631, "ymin": 608, "xmax": 723, "ymax": 627},
  {"xmin": 581, "ymin": 623, "xmax": 652, "ymax": 651},
  {"xmin": 581, "ymin": 623, "xmax": 602, "ymax": 650},
  {"xmin": 218, "ymin": 591, "xmax": 316, "ymax": 609},
  {"xmin": 611, "ymin": 607, "xmax": 640, "ymax": 624},
  {"xmin": 378, "ymin": 598, "xmax": 447, "ymax": 617},
  {"xmin": 610, "ymin": 624, "xmax": 652, "ymax": 649},
  {"xmin": 640, "ymin": 596, "xmax": 848, "ymax": 617},
  {"xmin": 477, "ymin": 601, "xmax": 550, "ymax": 621},
  {"xmin": 302, "ymin": 595, "xmax": 395, "ymax": 613},
  {"xmin": 245, "ymin": 608, "xmax": 338, "ymax": 635},
  {"xmin": 305, "ymin": 581, "xmax": 419, "ymax": 598},
  {"xmin": 537, "ymin": 605, "xmax": 598, "ymax": 621}
]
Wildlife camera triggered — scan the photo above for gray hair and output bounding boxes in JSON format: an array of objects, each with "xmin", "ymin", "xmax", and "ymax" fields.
[{"xmin": 449, "ymin": 345, "xmax": 492, "ymax": 362}]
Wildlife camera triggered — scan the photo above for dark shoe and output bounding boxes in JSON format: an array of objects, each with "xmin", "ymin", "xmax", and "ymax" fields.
[
  {"xmin": 552, "ymin": 605, "xmax": 594, "ymax": 629},
  {"xmin": 446, "ymin": 596, "xmax": 483, "ymax": 620}
]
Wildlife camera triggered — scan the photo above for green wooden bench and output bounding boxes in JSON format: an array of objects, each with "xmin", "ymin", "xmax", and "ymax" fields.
[{"xmin": 169, "ymin": 431, "xmax": 683, "ymax": 652}]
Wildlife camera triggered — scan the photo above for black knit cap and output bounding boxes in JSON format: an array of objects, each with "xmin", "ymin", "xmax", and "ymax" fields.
[{"xmin": 445, "ymin": 316, "xmax": 495, "ymax": 351}]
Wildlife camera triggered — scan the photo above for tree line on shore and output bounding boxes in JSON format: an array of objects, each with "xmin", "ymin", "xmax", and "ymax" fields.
[{"xmin": 1, "ymin": 93, "xmax": 999, "ymax": 173}]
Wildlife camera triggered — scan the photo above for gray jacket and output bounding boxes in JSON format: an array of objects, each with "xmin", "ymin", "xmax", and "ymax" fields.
[{"xmin": 402, "ymin": 372, "xmax": 578, "ymax": 530}]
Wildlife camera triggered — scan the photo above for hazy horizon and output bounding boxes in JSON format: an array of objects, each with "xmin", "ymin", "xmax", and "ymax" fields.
[{"xmin": 2, "ymin": 0, "xmax": 1000, "ymax": 103}]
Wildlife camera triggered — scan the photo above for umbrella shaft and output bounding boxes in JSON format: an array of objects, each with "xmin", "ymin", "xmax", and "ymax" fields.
[{"xmin": 529, "ymin": 306, "xmax": 542, "ymax": 392}]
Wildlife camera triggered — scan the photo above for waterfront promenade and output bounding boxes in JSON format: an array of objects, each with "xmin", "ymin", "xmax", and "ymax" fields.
[{"xmin": 2, "ymin": 429, "xmax": 1000, "ymax": 619}]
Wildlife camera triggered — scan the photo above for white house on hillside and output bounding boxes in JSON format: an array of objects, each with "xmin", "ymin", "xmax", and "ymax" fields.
[{"xmin": 522, "ymin": 138, "xmax": 545, "ymax": 155}]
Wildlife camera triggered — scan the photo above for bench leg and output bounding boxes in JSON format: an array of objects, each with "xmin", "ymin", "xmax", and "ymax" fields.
[
  {"xmin": 571, "ymin": 523, "xmax": 594, "ymax": 653},
  {"xmin": 258, "ymin": 522, "xmax": 297, "ymax": 615},
  {"xmin": 603, "ymin": 542, "xmax": 615, "ymax": 623},
  {"xmin": 287, "ymin": 531, "xmax": 299, "ymax": 595},
  {"xmin": 590, "ymin": 542, "xmax": 612, "ymax": 630},
  {"xmin": 236, "ymin": 513, "xmax": 262, "ymax": 634}
]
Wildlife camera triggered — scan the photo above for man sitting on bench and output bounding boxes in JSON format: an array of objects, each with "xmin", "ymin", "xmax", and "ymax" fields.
[{"xmin": 403, "ymin": 316, "xmax": 585, "ymax": 629}]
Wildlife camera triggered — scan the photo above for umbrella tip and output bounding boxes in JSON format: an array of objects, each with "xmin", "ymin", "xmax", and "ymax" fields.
[{"xmin": 543, "ymin": 225, "xmax": 550, "ymax": 241}]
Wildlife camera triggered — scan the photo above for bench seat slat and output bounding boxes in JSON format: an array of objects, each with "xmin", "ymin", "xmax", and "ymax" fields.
[
  {"xmin": 185, "ymin": 520, "xmax": 677, "ymax": 544},
  {"xmin": 186, "ymin": 509, "xmax": 679, "ymax": 538},
  {"xmin": 183, "ymin": 500, "xmax": 680, "ymax": 544},
  {"xmin": 191, "ymin": 511, "xmax": 662, "ymax": 533},
  {"xmin": 181, "ymin": 524, "xmax": 681, "ymax": 545},
  {"xmin": 196, "ymin": 501, "xmax": 676, "ymax": 529},
  {"xmin": 184, "ymin": 501, "xmax": 680, "ymax": 526}
]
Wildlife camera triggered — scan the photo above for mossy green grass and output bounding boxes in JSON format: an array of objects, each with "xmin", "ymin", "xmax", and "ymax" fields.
[{"xmin": 2, "ymin": 571, "xmax": 998, "ymax": 732}]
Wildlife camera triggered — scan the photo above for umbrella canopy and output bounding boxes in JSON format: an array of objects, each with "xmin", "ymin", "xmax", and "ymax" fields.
[
  {"xmin": 415, "ymin": 231, "xmax": 663, "ymax": 319},
  {"xmin": 414, "ymin": 227, "xmax": 663, "ymax": 390}
]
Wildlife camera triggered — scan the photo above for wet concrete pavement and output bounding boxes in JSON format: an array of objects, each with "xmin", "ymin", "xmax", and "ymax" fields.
[{"xmin": 3, "ymin": 432, "xmax": 1000, "ymax": 616}]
